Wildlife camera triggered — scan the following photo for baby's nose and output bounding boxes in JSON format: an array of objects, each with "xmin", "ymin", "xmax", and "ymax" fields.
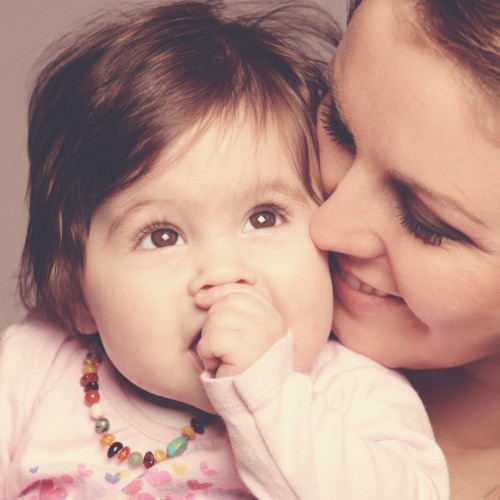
[{"xmin": 188, "ymin": 248, "xmax": 256, "ymax": 295}]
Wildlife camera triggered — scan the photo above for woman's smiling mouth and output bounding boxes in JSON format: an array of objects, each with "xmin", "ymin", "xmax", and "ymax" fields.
[
  {"xmin": 338, "ymin": 267, "xmax": 391, "ymax": 298},
  {"xmin": 333, "ymin": 263, "xmax": 406, "ymax": 312}
]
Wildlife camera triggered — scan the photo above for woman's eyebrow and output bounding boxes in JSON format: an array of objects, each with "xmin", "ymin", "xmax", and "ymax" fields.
[{"xmin": 328, "ymin": 66, "xmax": 350, "ymax": 129}]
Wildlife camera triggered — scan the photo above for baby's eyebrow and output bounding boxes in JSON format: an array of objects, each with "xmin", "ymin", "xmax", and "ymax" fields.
[
  {"xmin": 254, "ymin": 178, "xmax": 310, "ymax": 204},
  {"xmin": 106, "ymin": 199, "xmax": 172, "ymax": 240}
]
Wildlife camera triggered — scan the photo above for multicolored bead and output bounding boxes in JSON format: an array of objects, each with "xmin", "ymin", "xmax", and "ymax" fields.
[
  {"xmin": 117, "ymin": 446, "xmax": 131, "ymax": 462},
  {"xmin": 143, "ymin": 451, "xmax": 155, "ymax": 468},
  {"xmin": 80, "ymin": 373, "xmax": 98, "ymax": 386},
  {"xmin": 80, "ymin": 348, "xmax": 210, "ymax": 469},
  {"xmin": 82, "ymin": 363, "xmax": 98, "ymax": 375},
  {"xmin": 166, "ymin": 436, "xmax": 188, "ymax": 458},
  {"xmin": 107, "ymin": 441, "xmax": 123, "ymax": 458},
  {"xmin": 90, "ymin": 403, "xmax": 105, "ymax": 419},
  {"xmin": 154, "ymin": 449, "xmax": 167, "ymax": 462},
  {"xmin": 100, "ymin": 433, "xmax": 115, "ymax": 446},
  {"xmin": 95, "ymin": 417, "xmax": 110, "ymax": 433},
  {"xmin": 190, "ymin": 418, "xmax": 205, "ymax": 434},
  {"xmin": 86, "ymin": 350, "xmax": 103, "ymax": 363},
  {"xmin": 84, "ymin": 389, "xmax": 100, "ymax": 406},
  {"xmin": 84, "ymin": 381, "xmax": 99, "ymax": 392},
  {"xmin": 127, "ymin": 451, "xmax": 143, "ymax": 467},
  {"xmin": 182, "ymin": 425, "xmax": 196, "ymax": 440}
]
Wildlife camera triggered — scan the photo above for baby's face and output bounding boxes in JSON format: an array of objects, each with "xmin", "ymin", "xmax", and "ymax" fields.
[{"xmin": 80, "ymin": 119, "xmax": 333, "ymax": 413}]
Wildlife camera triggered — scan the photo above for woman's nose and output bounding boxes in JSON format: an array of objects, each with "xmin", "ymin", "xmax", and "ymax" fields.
[
  {"xmin": 188, "ymin": 246, "xmax": 257, "ymax": 295},
  {"xmin": 311, "ymin": 163, "xmax": 386, "ymax": 259}
]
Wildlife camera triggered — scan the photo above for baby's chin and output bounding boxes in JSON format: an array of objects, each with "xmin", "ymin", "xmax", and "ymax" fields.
[
  {"xmin": 121, "ymin": 373, "xmax": 218, "ymax": 416},
  {"xmin": 188, "ymin": 394, "xmax": 217, "ymax": 416},
  {"xmin": 152, "ymin": 389, "xmax": 217, "ymax": 417}
]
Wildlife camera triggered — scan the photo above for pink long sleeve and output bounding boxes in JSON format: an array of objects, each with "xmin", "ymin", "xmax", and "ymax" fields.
[{"xmin": 203, "ymin": 332, "xmax": 449, "ymax": 499}]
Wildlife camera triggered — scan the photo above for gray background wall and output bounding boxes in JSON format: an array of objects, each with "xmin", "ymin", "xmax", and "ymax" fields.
[{"xmin": 0, "ymin": 0, "xmax": 346, "ymax": 333}]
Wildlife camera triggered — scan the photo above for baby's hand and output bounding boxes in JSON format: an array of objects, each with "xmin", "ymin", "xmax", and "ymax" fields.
[{"xmin": 195, "ymin": 284, "xmax": 287, "ymax": 378}]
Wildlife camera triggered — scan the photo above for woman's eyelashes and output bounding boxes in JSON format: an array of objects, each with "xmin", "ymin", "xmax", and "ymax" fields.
[
  {"xmin": 321, "ymin": 101, "xmax": 356, "ymax": 153},
  {"xmin": 134, "ymin": 204, "xmax": 291, "ymax": 250},
  {"xmin": 398, "ymin": 194, "xmax": 471, "ymax": 247},
  {"xmin": 398, "ymin": 208, "xmax": 445, "ymax": 246}
]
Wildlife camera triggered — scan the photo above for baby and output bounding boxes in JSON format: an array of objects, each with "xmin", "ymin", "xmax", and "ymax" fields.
[{"xmin": 0, "ymin": 1, "xmax": 448, "ymax": 498}]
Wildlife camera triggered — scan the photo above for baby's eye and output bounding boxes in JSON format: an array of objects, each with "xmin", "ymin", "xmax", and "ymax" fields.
[
  {"xmin": 243, "ymin": 207, "xmax": 286, "ymax": 232},
  {"xmin": 139, "ymin": 227, "xmax": 185, "ymax": 249}
]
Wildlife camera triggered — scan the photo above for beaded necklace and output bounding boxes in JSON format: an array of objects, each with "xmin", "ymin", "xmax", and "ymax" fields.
[{"xmin": 80, "ymin": 343, "xmax": 208, "ymax": 469}]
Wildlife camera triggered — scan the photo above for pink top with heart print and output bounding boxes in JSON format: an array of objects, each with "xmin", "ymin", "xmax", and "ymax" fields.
[
  {"xmin": 0, "ymin": 319, "xmax": 253, "ymax": 499},
  {"xmin": 1, "ymin": 318, "xmax": 448, "ymax": 500}
]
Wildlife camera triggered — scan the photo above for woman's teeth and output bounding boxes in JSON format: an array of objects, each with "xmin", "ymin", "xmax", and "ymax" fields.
[{"xmin": 340, "ymin": 269, "xmax": 390, "ymax": 298}]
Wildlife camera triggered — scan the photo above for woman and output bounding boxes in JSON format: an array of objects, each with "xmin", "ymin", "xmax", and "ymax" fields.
[{"xmin": 311, "ymin": 0, "xmax": 500, "ymax": 498}]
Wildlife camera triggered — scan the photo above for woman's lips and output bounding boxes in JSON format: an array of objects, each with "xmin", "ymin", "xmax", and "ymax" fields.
[
  {"xmin": 334, "ymin": 265, "xmax": 406, "ymax": 312},
  {"xmin": 338, "ymin": 267, "xmax": 391, "ymax": 297}
]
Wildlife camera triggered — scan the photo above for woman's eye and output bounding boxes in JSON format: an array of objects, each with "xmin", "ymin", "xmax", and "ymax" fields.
[
  {"xmin": 138, "ymin": 227, "xmax": 184, "ymax": 249},
  {"xmin": 398, "ymin": 209, "xmax": 445, "ymax": 246},
  {"xmin": 243, "ymin": 208, "xmax": 285, "ymax": 232},
  {"xmin": 321, "ymin": 101, "xmax": 356, "ymax": 153},
  {"xmin": 398, "ymin": 198, "xmax": 470, "ymax": 247}
]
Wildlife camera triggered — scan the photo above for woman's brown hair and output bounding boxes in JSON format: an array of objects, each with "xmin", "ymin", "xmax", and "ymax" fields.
[{"xmin": 349, "ymin": 0, "xmax": 500, "ymax": 100}]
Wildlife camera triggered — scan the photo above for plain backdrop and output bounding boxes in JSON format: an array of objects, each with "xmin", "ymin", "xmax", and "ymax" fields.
[{"xmin": 0, "ymin": 0, "xmax": 346, "ymax": 333}]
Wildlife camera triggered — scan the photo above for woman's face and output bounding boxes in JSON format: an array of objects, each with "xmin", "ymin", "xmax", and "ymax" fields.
[{"xmin": 311, "ymin": 0, "xmax": 500, "ymax": 369}]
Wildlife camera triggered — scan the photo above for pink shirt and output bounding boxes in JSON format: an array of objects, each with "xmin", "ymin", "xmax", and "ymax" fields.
[
  {"xmin": 0, "ymin": 319, "xmax": 250, "ymax": 499},
  {"xmin": 1, "ymin": 319, "xmax": 448, "ymax": 499}
]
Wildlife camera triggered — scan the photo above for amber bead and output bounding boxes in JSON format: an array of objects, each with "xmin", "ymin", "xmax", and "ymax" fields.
[
  {"xmin": 117, "ymin": 446, "xmax": 131, "ymax": 462},
  {"xmin": 84, "ymin": 390, "xmax": 100, "ymax": 406},
  {"xmin": 86, "ymin": 350, "xmax": 103, "ymax": 363},
  {"xmin": 182, "ymin": 425, "xmax": 196, "ymax": 440},
  {"xmin": 83, "ymin": 356, "xmax": 100, "ymax": 367},
  {"xmin": 82, "ymin": 364, "xmax": 98, "ymax": 375},
  {"xmin": 190, "ymin": 418, "xmax": 205, "ymax": 434},
  {"xmin": 154, "ymin": 449, "xmax": 167, "ymax": 462},
  {"xmin": 100, "ymin": 433, "xmax": 115, "ymax": 446},
  {"xmin": 143, "ymin": 451, "xmax": 155, "ymax": 468},
  {"xmin": 107, "ymin": 442, "xmax": 123, "ymax": 458},
  {"xmin": 80, "ymin": 373, "xmax": 98, "ymax": 386}
]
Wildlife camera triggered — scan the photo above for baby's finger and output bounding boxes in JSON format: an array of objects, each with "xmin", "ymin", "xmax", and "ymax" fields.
[
  {"xmin": 194, "ymin": 283, "xmax": 271, "ymax": 310},
  {"xmin": 197, "ymin": 327, "xmax": 256, "ymax": 378}
]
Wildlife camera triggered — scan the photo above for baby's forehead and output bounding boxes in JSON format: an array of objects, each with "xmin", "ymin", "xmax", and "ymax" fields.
[
  {"xmin": 105, "ymin": 115, "xmax": 307, "ymax": 195},
  {"xmin": 155, "ymin": 108, "xmax": 301, "ymax": 165},
  {"xmin": 93, "ymin": 100, "xmax": 320, "ymax": 216}
]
